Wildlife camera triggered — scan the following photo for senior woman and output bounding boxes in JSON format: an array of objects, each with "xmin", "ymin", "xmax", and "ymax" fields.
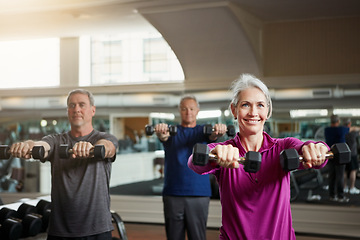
[{"xmin": 188, "ymin": 74, "xmax": 329, "ymax": 240}]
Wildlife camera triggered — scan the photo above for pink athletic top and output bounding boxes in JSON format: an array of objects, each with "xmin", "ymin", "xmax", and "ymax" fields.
[{"xmin": 188, "ymin": 132, "xmax": 328, "ymax": 240}]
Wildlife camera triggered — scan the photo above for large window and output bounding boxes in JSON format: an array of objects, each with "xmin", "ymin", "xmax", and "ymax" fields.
[
  {"xmin": 0, "ymin": 38, "xmax": 60, "ymax": 89},
  {"xmin": 91, "ymin": 36, "xmax": 123, "ymax": 85},
  {"xmin": 79, "ymin": 32, "xmax": 184, "ymax": 86},
  {"xmin": 144, "ymin": 38, "xmax": 169, "ymax": 73}
]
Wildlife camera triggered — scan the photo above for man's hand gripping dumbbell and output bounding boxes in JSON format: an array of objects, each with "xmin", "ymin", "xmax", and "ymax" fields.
[
  {"xmin": 202, "ymin": 123, "xmax": 229, "ymax": 142},
  {"xmin": 192, "ymin": 143, "xmax": 261, "ymax": 172},
  {"xmin": 149, "ymin": 123, "xmax": 180, "ymax": 142},
  {"xmin": 203, "ymin": 124, "xmax": 236, "ymax": 138},
  {"xmin": 59, "ymin": 141, "xmax": 106, "ymax": 159},
  {"xmin": 7, "ymin": 141, "xmax": 46, "ymax": 160},
  {"xmin": 145, "ymin": 124, "xmax": 177, "ymax": 137},
  {"xmin": 280, "ymin": 142, "xmax": 350, "ymax": 171}
]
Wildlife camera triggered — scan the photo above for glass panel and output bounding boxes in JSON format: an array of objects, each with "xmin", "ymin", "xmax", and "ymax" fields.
[
  {"xmin": 79, "ymin": 33, "xmax": 184, "ymax": 86},
  {"xmin": 0, "ymin": 38, "xmax": 60, "ymax": 89}
]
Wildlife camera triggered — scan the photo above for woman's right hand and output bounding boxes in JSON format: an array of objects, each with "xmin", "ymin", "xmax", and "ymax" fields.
[{"xmin": 211, "ymin": 144, "xmax": 240, "ymax": 169}]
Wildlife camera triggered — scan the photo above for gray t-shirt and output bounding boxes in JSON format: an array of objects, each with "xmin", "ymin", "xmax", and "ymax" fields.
[{"xmin": 41, "ymin": 129, "xmax": 118, "ymax": 237}]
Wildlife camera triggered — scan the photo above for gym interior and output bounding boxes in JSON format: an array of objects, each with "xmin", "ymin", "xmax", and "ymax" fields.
[{"xmin": 0, "ymin": 1, "xmax": 360, "ymax": 239}]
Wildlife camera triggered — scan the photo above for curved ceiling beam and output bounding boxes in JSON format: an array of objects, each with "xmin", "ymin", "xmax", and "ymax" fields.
[{"xmin": 139, "ymin": 2, "xmax": 260, "ymax": 92}]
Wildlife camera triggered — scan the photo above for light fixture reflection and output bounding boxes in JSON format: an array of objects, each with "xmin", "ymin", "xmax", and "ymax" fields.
[
  {"xmin": 197, "ymin": 110, "xmax": 221, "ymax": 119},
  {"xmin": 290, "ymin": 109, "xmax": 328, "ymax": 118},
  {"xmin": 333, "ymin": 108, "xmax": 360, "ymax": 116},
  {"xmin": 150, "ymin": 112, "xmax": 175, "ymax": 120},
  {"xmin": 40, "ymin": 120, "xmax": 48, "ymax": 127}
]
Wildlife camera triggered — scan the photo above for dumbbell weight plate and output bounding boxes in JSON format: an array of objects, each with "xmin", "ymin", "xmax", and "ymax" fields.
[
  {"xmin": 59, "ymin": 145, "xmax": 70, "ymax": 159},
  {"xmin": 0, "ymin": 145, "xmax": 11, "ymax": 159},
  {"xmin": 36, "ymin": 200, "xmax": 51, "ymax": 216},
  {"xmin": 243, "ymin": 151, "xmax": 262, "ymax": 173},
  {"xmin": 227, "ymin": 125, "xmax": 236, "ymax": 137},
  {"xmin": 40, "ymin": 209, "xmax": 51, "ymax": 232},
  {"xmin": 168, "ymin": 125, "xmax": 177, "ymax": 136},
  {"xmin": 21, "ymin": 214, "xmax": 42, "ymax": 237},
  {"xmin": 16, "ymin": 203, "xmax": 42, "ymax": 236},
  {"xmin": 192, "ymin": 143, "xmax": 210, "ymax": 166},
  {"xmin": 0, "ymin": 208, "xmax": 16, "ymax": 223},
  {"xmin": 17, "ymin": 204, "xmax": 37, "ymax": 219},
  {"xmin": 0, "ymin": 206, "xmax": 41, "ymax": 238},
  {"xmin": 331, "ymin": 143, "xmax": 351, "ymax": 165},
  {"xmin": 93, "ymin": 145, "xmax": 105, "ymax": 159},
  {"xmin": 203, "ymin": 124, "xmax": 213, "ymax": 136},
  {"xmin": 0, "ymin": 218, "xmax": 23, "ymax": 240},
  {"xmin": 18, "ymin": 200, "xmax": 51, "ymax": 233},
  {"xmin": 280, "ymin": 149, "xmax": 300, "ymax": 172},
  {"xmin": 145, "ymin": 125, "xmax": 155, "ymax": 136},
  {"xmin": 31, "ymin": 146, "xmax": 45, "ymax": 160}
]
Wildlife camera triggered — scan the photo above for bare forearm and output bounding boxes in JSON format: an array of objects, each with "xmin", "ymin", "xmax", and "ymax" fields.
[
  {"xmin": 95, "ymin": 139, "xmax": 116, "ymax": 158},
  {"xmin": 10, "ymin": 140, "xmax": 50, "ymax": 159}
]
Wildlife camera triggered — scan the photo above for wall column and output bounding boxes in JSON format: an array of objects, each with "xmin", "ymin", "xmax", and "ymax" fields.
[{"xmin": 60, "ymin": 37, "xmax": 79, "ymax": 87}]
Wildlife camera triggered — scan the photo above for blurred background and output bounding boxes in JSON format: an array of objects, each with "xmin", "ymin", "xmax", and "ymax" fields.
[{"xmin": 0, "ymin": 1, "xmax": 360, "ymax": 238}]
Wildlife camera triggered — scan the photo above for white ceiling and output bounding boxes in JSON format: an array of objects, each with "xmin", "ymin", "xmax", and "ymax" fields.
[
  {"xmin": 1, "ymin": 0, "xmax": 360, "ymax": 119},
  {"xmin": 2, "ymin": 0, "xmax": 359, "ymax": 39}
]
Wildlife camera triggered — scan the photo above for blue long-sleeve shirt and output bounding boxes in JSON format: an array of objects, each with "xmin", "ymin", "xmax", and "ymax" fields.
[
  {"xmin": 162, "ymin": 124, "xmax": 212, "ymax": 196},
  {"xmin": 324, "ymin": 126, "xmax": 349, "ymax": 146}
]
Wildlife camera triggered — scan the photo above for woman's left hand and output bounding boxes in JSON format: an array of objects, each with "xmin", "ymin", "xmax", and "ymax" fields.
[{"xmin": 301, "ymin": 143, "xmax": 328, "ymax": 168}]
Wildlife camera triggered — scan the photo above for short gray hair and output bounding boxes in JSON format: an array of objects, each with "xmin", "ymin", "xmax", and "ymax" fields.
[
  {"xmin": 330, "ymin": 114, "xmax": 340, "ymax": 124},
  {"xmin": 179, "ymin": 95, "xmax": 200, "ymax": 109},
  {"xmin": 67, "ymin": 89, "xmax": 95, "ymax": 106},
  {"xmin": 230, "ymin": 74, "xmax": 272, "ymax": 118}
]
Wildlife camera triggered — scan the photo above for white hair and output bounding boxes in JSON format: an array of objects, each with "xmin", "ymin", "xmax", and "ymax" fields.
[{"xmin": 230, "ymin": 73, "xmax": 272, "ymax": 118}]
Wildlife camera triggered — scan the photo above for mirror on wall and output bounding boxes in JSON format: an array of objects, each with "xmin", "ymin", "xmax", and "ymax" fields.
[
  {"xmin": 108, "ymin": 115, "xmax": 360, "ymax": 209},
  {"xmin": 1, "ymin": 115, "xmax": 360, "ymax": 208}
]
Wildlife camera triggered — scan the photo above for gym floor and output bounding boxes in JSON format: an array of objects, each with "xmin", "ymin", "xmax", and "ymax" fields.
[
  {"xmin": 122, "ymin": 223, "xmax": 350, "ymax": 240},
  {"xmin": 25, "ymin": 223, "xmax": 351, "ymax": 240}
]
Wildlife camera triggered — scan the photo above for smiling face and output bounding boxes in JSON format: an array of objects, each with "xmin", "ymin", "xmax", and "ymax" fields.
[{"xmin": 231, "ymin": 87, "xmax": 269, "ymax": 137}]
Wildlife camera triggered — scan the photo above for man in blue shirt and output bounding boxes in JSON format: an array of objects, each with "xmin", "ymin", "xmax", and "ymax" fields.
[
  {"xmin": 324, "ymin": 114, "xmax": 349, "ymax": 203},
  {"xmin": 154, "ymin": 95, "xmax": 227, "ymax": 240}
]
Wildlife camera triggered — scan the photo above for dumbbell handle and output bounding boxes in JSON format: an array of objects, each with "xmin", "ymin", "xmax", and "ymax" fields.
[
  {"xmin": 209, "ymin": 127, "xmax": 232, "ymax": 132},
  {"xmin": 208, "ymin": 128, "xmax": 232, "ymax": 134},
  {"xmin": 208, "ymin": 152, "xmax": 246, "ymax": 165},
  {"xmin": 67, "ymin": 148, "xmax": 96, "ymax": 155},
  {"xmin": 192, "ymin": 143, "xmax": 261, "ymax": 172},
  {"xmin": 207, "ymin": 151, "xmax": 261, "ymax": 173},
  {"xmin": 298, "ymin": 152, "xmax": 333, "ymax": 162}
]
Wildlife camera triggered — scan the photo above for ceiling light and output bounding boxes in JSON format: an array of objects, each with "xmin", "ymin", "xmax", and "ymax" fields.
[
  {"xmin": 149, "ymin": 112, "xmax": 175, "ymax": 120},
  {"xmin": 197, "ymin": 110, "xmax": 221, "ymax": 119},
  {"xmin": 40, "ymin": 120, "xmax": 48, "ymax": 127},
  {"xmin": 224, "ymin": 110, "xmax": 230, "ymax": 117},
  {"xmin": 290, "ymin": 109, "xmax": 328, "ymax": 118},
  {"xmin": 333, "ymin": 108, "xmax": 360, "ymax": 116}
]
